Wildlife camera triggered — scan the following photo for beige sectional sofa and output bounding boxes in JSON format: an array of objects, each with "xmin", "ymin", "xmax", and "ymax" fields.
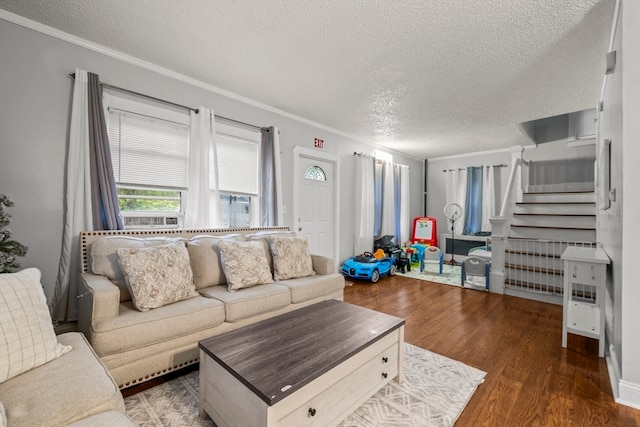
[
  {"xmin": 77, "ymin": 227, "xmax": 345, "ymax": 389},
  {"xmin": 0, "ymin": 269, "xmax": 135, "ymax": 427}
]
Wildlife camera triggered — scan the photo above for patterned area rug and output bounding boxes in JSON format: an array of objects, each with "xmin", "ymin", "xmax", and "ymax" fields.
[
  {"xmin": 125, "ymin": 343, "xmax": 486, "ymax": 427},
  {"xmin": 397, "ymin": 263, "xmax": 462, "ymax": 287}
]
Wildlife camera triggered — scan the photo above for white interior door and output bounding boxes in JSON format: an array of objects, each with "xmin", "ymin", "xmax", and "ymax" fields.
[{"xmin": 298, "ymin": 156, "xmax": 335, "ymax": 259}]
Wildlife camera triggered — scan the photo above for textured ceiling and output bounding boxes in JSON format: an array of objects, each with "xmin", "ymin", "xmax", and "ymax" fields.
[{"xmin": 0, "ymin": 0, "xmax": 615, "ymax": 158}]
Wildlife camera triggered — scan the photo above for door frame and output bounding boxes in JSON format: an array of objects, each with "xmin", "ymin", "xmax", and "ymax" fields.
[{"xmin": 292, "ymin": 146, "xmax": 341, "ymax": 272}]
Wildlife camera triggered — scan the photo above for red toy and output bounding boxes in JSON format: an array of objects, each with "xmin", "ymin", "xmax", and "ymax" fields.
[{"xmin": 411, "ymin": 217, "xmax": 437, "ymax": 247}]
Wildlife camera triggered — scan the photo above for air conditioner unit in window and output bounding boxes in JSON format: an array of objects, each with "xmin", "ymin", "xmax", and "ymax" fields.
[{"xmin": 122, "ymin": 213, "xmax": 183, "ymax": 230}]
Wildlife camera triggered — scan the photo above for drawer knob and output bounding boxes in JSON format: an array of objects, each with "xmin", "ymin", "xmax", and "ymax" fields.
[
  {"xmin": 382, "ymin": 372, "xmax": 388, "ymax": 379},
  {"xmin": 382, "ymin": 357, "xmax": 388, "ymax": 363},
  {"xmin": 308, "ymin": 408, "xmax": 316, "ymax": 417}
]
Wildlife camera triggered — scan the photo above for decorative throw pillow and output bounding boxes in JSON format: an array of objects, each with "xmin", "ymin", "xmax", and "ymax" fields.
[
  {"xmin": 269, "ymin": 236, "xmax": 316, "ymax": 281},
  {"xmin": 91, "ymin": 236, "xmax": 185, "ymax": 302},
  {"xmin": 0, "ymin": 268, "xmax": 72, "ymax": 384},
  {"xmin": 116, "ymin": 243, "xmax": 198, "ymax": 312},
  {"xmin": 187, "ymin": 234, "xmax": 246, "ymax": 289},
  {"xmin": 245, "ymin": 231, "xmax": 296, "ymax": 274},
  {"xmin": 218, "ymin": 240, "xmax": 273, "ymax": 292}
]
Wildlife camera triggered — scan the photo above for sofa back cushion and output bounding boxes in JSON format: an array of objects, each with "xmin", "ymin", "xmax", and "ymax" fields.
[
  {"xmin": 0, "ymin": 268, "xmax": 72, "ymax": 384},
  {"xmin": 91, "ymin": 236, "xmax": 184, "ymax": 301},
  {"xmin": 187, "ymin": 234, "xmax": 246, "ymax": 289}
]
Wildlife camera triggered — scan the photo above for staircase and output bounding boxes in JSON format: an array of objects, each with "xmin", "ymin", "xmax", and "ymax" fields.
[{"xmin": 502, "ymin": 190, "xmax": 597, "ymax": 303}]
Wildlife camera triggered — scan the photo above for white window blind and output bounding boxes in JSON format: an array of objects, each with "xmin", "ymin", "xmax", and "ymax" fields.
[
  {"xmin": 217, "ymin": 133, "xmax": 259, "ymax": 196},
  {"xmin": 108, "ymin": 109, "xmax": 189, "ymax": 190}
]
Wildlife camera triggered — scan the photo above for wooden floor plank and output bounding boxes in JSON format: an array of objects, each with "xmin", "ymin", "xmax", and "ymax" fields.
[{"xmin": 344, "ymin": 275, "xmax": 640, "ymax": 427}]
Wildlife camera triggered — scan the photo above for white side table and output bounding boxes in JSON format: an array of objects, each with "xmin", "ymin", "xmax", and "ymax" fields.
[{"xmin": 561, "ymin": 246, "xmax": 610, "ymax": 357}]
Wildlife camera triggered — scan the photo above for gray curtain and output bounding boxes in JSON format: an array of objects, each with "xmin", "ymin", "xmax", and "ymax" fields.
[
  {"xmin": 88, "ymin": 73, "xmax": 123, "ymax": 230},
  {"xmin": 260, "ymin": 126, "xmax": 279, "ymax": 226},
  {"xmin": 394, "ymin": 164, "xmax": 402, "ymax": 243}
]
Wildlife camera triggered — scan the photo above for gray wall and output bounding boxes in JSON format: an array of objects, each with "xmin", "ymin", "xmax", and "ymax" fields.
[
  {"xmin": 426, "ymin": 149, "xmax": 512, "ymax": 247},
  {"xmin": 0, "ymin": 18, "xmax": 423, "ymax": 300}
]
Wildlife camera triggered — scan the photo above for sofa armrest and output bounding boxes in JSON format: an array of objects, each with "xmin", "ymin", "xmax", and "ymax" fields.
[
  {"xmin": 77, "ymin": 273, "xmax": 121, "ymax": 339},
  {"xmin": 311, "ymin": 255, "xmax": 334, "ymax": 275}
]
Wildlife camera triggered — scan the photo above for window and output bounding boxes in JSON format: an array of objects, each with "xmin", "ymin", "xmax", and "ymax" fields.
[
  {"xmin": 105, "ymin": 94, "xmax": 190, "ymax": 215},
  {"xmin": 216, "ymin": 123, "xmax": 261, "ymax": 228},
  {"xmin": 304, "ymin": 165, "xmax": 326, "ymax": 181}
]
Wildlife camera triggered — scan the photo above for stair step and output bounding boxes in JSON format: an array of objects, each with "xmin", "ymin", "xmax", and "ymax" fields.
[
  {"xmin": 514, "ymin": 203, "xmax": 595, "ymax": 215},
  {"xmin": 504, "ymin": 263, "xmax": 563, "ymax": 275},
  {"xmin": 512, "ymin": 214, "xmax": 596, "ymax": 228},
  {"xmin": 504, "ymin": 254, "xmax": 564, "ymax": 270},
  {"xmin": 504, "ymin": 279, "xmax": 563, "ymax": 295},
  {"xmin": 509, "ymin": 225, "xmax": 596, "ymax": 242},
  {"xmin": 522, "ymin": 192, "xmax": 595, "ymax": 203}
]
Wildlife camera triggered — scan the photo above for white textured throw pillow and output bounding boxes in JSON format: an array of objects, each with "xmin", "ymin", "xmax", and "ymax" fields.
[
  {"xmin": 269, "ymin": 236, "xmax": 316, "ymax": 280},
  {"xmin": 117, "ymin": 243, "xmax": 198, "ymax": 312},
  {"xmin": 0, "ymin": 268, "xmax": 72, "ymax": 384},
  {"xmin": 218, "ymin": 240, "xmax": 274, "ymax": 291}
]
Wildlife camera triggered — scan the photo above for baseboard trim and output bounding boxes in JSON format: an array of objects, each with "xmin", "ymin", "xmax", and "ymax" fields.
[
  {"xmin": 607, "ymin": 346, "xmax": 640, "ymax": 409},
  {"xmin": 618, "ymin": 380, "xmax": 640, "ymax": 410}
]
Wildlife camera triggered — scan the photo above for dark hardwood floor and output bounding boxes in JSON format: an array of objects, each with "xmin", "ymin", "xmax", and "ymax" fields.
[{"xmin": 344, "ymin": 275, "xmax": 640, "ymax": 427}]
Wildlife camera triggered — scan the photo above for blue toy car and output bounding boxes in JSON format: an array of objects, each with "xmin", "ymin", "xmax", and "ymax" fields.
[{"xmin": 341, "ymin": 252, "xmax": 396, "ymax": 283}]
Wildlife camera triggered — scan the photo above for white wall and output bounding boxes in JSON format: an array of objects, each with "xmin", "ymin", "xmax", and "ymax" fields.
[
  {"xmin": 0, "ymin": 16, "xmax": 424, "ymax": 301},
  {"xmin": 596, "ymin": 0, "xmax": 640, "ymax": 408}
]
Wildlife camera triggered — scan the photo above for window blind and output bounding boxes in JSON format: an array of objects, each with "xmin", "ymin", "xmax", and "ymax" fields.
[
  {"xmin": 217, "ymin": 133, "xmax": 259, "ymax": 195},
  {"xmin": 108, "ymin": 109, "xmax": 189, "ymax": 190}
]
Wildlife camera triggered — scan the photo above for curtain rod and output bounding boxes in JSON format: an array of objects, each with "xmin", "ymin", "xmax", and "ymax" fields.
[
  {"xmin": 442, "ymin": 164, "xmax": 508, "ymax": 172},
  {"xmin": 68, "ymin": 73, "xmax": 262, "ymax": 131}
]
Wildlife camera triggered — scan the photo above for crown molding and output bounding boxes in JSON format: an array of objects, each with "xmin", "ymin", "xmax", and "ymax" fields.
[{"xmin": 0, "ymin": 9, "xmax": 399, "ymax": 155}]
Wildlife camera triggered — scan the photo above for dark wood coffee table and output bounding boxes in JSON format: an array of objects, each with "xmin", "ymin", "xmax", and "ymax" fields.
[{"xmin": 198, "ymin": 299, "xmax": 405, "ymax": 427}]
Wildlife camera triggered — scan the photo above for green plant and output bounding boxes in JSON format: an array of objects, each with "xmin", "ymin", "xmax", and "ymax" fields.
[{"xmin": 0, "ymin": 194, "xmax": 28, "ymax": 273}]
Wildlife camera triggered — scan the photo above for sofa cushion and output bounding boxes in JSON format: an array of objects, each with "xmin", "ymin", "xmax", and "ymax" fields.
[
  {"xmin": 269, "ymin": 236, "xmax": 316, "ymax": 280},
  {"xmin": 200, "ymin": 284, "xmax": 291, "ymax": 322},
  {"xmin": 277, "ymin": 273, "xmax": 346, "ymax": 304},
  {"xmin": 0, "ymin": 268, "xmax": 72, "ymax": 384},
  {"xmin": 187, "ymin": 234, "xmax": 246, "ymax": 289},
  {"xmin": 91, "ymin": 236, "xmax": 185, "ymax": 301},
  {"xmin": 88, "ymin": 296, "xmax": 226, "ymax": 356},
  {"xmin": 218, "ymin": 240, "xmax": 273, "ymax": 291},
  {"xmin": 0, "ymin": 332, "xmax": 124, "ymax": 427},
  {"xmin": 117, "ymin": 243, "xmax": 198, "ymax": 312}
]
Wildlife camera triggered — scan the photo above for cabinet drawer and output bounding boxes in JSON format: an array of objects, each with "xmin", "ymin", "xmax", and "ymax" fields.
[{"xmin": 277, "ymin": 342, "xmax": 399, "ymax": 427}]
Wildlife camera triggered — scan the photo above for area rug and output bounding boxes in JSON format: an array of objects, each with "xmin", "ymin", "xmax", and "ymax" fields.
[
  {"xmin": 124, "ymin": 343, "xmax": 486, "ymax": 427},
  {"xmin": 397, "ymin": 264, "xmax": 462, "ymax": 288}
]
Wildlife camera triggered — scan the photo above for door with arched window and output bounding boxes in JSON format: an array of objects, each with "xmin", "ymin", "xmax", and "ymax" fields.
[{"xmin": 297, "ymin": 156, "xmax": 335, "ymax": 260}]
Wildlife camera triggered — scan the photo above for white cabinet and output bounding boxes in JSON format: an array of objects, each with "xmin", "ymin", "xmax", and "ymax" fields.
[{"xmin": 561, "ymin": 247, "xmax": 609, "ymax": 357}]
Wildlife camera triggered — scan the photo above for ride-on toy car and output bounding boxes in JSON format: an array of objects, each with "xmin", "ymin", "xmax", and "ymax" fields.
[{"xmin": 341, "ymin": 252, "xmax": 396, "ymax": 283}]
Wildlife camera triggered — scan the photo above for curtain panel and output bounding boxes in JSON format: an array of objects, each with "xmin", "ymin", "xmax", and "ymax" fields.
[
  {"xmin": 445, "ymin": 168, "xmax": 467, "ymax": 235},
  {"xmin": 87, "ymin": 73, "xmax": 123, "ymax": 231},
  {"xmin": 52, "ymin": 70, "xmax": 125, "ymax": 321},
  {"xmin": 354, "ymin": 155, "xmax": 375, "ymax": 255},
  {"xmin": 260, "ymin": 127, "xmax": 283, "ymax": 226},
  {"xmin": 463, "ymin": 166, "xmax": 483, "ymax": 235},
  {"xmin": 184, "ymin": 107, "xmax": 223, "ymax": 228}
]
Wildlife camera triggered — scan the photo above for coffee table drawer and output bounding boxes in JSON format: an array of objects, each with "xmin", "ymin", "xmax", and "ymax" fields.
[{"xmin": 275, "ymin": 339, "xmax": 399, "ymax": 426}]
